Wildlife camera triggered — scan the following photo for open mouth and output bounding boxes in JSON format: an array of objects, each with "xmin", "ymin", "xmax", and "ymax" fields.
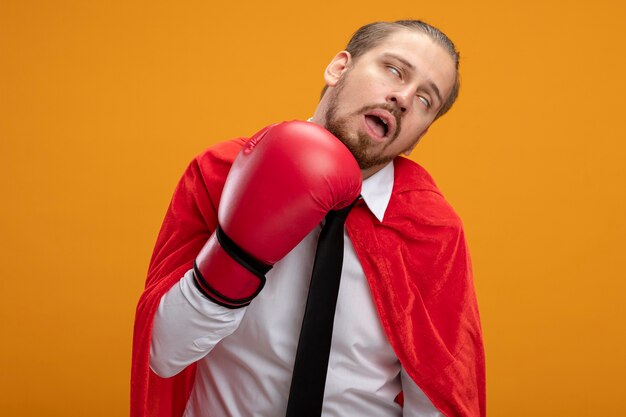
[{"xmin": 364, "ymin": 114, "xmax": 389, "ymax": 139}]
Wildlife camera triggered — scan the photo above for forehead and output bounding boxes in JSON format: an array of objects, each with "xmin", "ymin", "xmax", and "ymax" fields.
[{"xmin": 358, "ymin": 29, "xmax": 456, "ymax": 96}]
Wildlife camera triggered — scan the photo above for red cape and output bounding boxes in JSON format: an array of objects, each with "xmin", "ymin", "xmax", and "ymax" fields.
[{"xmin": 131, "ymin": 138, "xmax": 485, "ymax": 417}]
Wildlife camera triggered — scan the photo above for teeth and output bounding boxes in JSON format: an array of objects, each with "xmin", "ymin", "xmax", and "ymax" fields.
[{"xmin": 377, "ymin": 116, "xmax": 389, "ymax": 137}]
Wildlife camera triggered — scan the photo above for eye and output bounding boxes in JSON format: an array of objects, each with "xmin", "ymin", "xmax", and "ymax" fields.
[
  {"xmin": 387, "ymin": 65, "xmax": 402, "ymax": 79},
  {"xmin": 418, "ymin": 95, "xmax": 431, "ymax": 108}
]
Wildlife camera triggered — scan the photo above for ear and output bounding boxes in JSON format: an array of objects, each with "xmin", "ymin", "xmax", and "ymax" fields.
[
  {"xmin": 402, "ymin": 128, "xmax": 429, "ymax": 156},
  {"xmin": 324, "ymin": 51, "xmax": 352, "ymax": 87}
]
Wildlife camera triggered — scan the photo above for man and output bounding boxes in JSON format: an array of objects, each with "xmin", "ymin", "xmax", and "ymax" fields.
[{"xmin": 131, "ymin": 20, "xmax": 485, "ymax": 417}]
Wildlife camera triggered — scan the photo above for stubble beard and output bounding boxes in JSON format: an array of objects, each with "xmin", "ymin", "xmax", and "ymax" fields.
[{"xmin": 323, "ymin": 80, "xmax": 408, "ymax": 171}]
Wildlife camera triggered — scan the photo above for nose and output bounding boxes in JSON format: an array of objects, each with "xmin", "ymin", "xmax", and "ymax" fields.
[{"xmin": 388, "ymin": 89, "xmax": 412, "ymax": 113}]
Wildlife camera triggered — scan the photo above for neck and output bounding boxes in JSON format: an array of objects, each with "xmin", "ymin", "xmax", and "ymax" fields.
[{"xmin": 360, "ymin": 164, "xmax": 387, "ymax": 179}]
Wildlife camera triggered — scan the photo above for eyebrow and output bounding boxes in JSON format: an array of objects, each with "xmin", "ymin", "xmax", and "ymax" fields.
[{"xmin": 382, "ymin": 52, "xmax": 444, "ymax": 107}]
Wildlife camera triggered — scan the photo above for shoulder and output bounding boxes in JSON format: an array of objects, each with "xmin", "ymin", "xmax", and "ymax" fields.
[
  {"xmin": 389, "ymin": 157, "xmax": 462, "ymax": 228},
  {"xmin": 392, "ymin": 156, "xmax": 439, "ymax": 193},
  {"xmin": 194, "ymin": 137, "xmax": 247, "ymax": 171},
  {"xmin": 178, "ymin": 138, "xmax": 247, "ymax": 187}
]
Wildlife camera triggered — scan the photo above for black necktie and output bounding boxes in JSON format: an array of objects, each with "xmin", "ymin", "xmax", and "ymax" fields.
[{"xmin": 285, "ymin": 199, "xmax": 358, "ymax": 417}]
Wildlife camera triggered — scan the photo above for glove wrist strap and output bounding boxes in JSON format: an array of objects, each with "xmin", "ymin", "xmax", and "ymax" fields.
[{"xmin": 193, "ymin": 225, "xmax": 271, "ymax": 309}]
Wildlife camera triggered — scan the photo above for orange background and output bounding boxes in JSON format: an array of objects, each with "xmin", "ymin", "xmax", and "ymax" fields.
[{"xmin": 1, "ymin": 1, "xmax": 625, "ymax": 416}]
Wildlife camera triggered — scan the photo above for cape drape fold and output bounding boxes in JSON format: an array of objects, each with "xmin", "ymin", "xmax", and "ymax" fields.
[{"xmin": 130, "ymin": 138, "xmax": 485, "ymax": 417}]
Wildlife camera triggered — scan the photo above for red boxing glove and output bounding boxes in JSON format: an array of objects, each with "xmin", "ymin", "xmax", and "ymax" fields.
[{"xmin": 193, "ymin": 121, "xmax": 362, "ymax": 308}]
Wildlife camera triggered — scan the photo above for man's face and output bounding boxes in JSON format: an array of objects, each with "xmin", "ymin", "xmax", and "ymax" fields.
[{"xmin": 322, "ymin": 29, "xmax": 457, "ymax": 177}]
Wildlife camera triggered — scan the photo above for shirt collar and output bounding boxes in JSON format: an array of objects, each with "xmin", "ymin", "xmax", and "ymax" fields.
[{"xmin": 360, "ymin": 162, "xmax": 394, "ymax": 222}]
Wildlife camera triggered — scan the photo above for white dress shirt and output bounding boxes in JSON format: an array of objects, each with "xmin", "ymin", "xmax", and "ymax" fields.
[{"xmin": 150, "ymin": 162, "xmax": 443, "ymax": 417}]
